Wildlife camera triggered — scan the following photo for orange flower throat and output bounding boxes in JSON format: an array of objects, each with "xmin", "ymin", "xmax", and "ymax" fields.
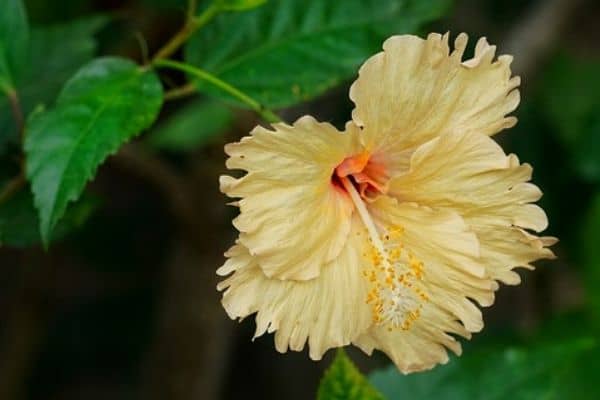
[{"xmin": 332, "ymin": 152, "xmax": 389, "ymax": 200}]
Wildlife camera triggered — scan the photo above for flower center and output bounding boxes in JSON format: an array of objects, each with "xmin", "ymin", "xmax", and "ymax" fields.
[
  {"xmin": 340, "ymin": 176, "xmax": 428, "ymax": 331},
  {"xmin": 333, "ymin": 152, "xmax": 389, "ymax": 200}
]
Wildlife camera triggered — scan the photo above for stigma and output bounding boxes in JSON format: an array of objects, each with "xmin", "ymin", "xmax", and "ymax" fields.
[{"xmin": 340, "ymin": 176, "xmax": 428, "ymax": 331}]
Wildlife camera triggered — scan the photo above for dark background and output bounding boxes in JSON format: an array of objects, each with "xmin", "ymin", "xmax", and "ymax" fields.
[{"xmin": 1, "ymin": 0, "xmax": 599, "ymax": 399}]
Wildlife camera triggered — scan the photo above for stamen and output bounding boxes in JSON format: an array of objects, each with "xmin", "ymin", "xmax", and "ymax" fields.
[{"xmin": 340, "ymin": 176, "xmax": 428, "ymax": 331}]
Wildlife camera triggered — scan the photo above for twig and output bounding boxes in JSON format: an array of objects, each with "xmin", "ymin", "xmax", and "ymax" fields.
[
  {"xmin": 164, "ymin": 83, "xmax": 197, "ymax": 101},
  {"xmin": 151, "ymin": 1, "xmax": 220, "ymax": 62}
]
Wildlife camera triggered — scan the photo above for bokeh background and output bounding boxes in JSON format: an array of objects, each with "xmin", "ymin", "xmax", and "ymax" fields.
[{"xmin": 1, "ymin": 0, "xmax": 599, "ymax": 399}]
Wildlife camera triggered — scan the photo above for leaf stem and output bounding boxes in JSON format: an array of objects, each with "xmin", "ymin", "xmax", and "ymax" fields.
[
  {"xmin": 151, "ymin": 1, "xmax": 221, "ymax": 62},
  {"xmin": 153, "ymin": 59, "xmax": 282, "ymax": 123},
  {"xmin": 164, "ymin": 82, "xmax": 197, "ymax": 101}
]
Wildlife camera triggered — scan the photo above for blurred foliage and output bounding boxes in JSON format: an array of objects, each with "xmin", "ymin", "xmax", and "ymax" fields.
[
  {"xmin": 540, "ymin": 54, "xmax": 600, "ymax": 183},
  {"xmin": 0, "ymin": 190, "xmax": 98, "ymax": 247},
  {"xmin": 317, "ymin": 350, "xmax": 384, "ymax": 400},
  {"xmin": 369, "ymin": 338, "xmax": 596, "ymax": 400},
  {"xmin": 147, "ymin": 99, "xmax": 233, "ymax": 151}
]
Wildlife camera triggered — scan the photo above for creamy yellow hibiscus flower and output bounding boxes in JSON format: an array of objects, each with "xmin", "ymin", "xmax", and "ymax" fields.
[{"xmin": 217, "ymin": 32, "xmax": 556, "ymax": 373}]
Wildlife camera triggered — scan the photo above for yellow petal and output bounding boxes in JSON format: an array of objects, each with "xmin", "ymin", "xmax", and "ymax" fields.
[
  {"xmin": 217, "ymin": 218, "xmax": 372, "ymax": 360},
  {"xmin": 354, "ymin": 303, "xmax": 470, "ymax": 373},
  {"xmin": 349, "ymin": 33, "xmax": 519, "ymax": 175},
  {"xmin": 221, "ymin": 116, "xmax": 359, "ymax": 280},
  {"xmin": 389, "ymin": 129, "xmax": 555, "ymax": 285},
  {"xmin": 353, "ymin": 197, "xmax": 495, "ymax": 373},
  {"xmin": 368, "ymin": 197, "xmax": 493, "ymax": 326}
]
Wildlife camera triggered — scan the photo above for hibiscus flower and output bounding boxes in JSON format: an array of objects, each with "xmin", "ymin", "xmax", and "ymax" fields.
[{"xmin": 217, "ymin": 32, "xmax": 556, "ymax": 373}]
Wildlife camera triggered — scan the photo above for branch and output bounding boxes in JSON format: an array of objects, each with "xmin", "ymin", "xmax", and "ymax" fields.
[{"xmin": 151, "ymin": 1, "xmax": 220, "ymax": 62}]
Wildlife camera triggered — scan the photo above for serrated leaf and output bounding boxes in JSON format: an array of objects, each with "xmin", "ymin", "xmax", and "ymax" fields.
[
  {"xmin": 0, "ymin": 188, "xmax": 98, "ymax": 248},
  {"xmin": 369, "ymin": 339, "xmax": 595, "ymax": 400},
  {"xmin": 317, "ymin": 349, "xmax": 385, "ymax": 400},
  {"xmin": 24, "ymin": 57, "xmax": 163, "ymax": 245},
  {"xmin": 0, "ymin": 16, "xmax": 108, "ymax": 149},
  {"xmin": 146, "ymin": 99, "xmax": 233, "ymax": 151},
  {"xmin": 185, "ymin": 0, "xmax": 450, "ymax": 108},
  {"xmin": 0, "ymin": 0, "xmax": 29, "ymax": 91}
]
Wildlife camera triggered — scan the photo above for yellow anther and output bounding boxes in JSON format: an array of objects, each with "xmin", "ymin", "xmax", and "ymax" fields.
[{"xmin": 340, "ymin": 176, "xmax": 430, "ymax": 333}]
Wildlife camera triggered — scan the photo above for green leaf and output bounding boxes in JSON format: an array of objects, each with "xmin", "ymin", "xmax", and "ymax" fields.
[
  {"xmin": 0, "ymin": 16, "xmax": 108, "ymax": 149},
  {"xmin": 24, "ymin": 57, "xmax": 163, "ymax": 245},
  {"xmin": 0, "ymin": 0, "xmax": 29, "ymax": 91},
  {"xmin": 317, "ymin": 349, "xmax": 385, "ymax": 400},
  {"xmin": 185, "ymin": 0, "xmax": 449, "ymax": 108},
  {"xmin": 219, "ymin": 0, "xmax": 267, "ymax": 11},
  {"xmin": 0, "ymin": 189, "xmax": 98, "ymax": 248},
  {"xmin": 369, "ymin": 338, "xmax": 595, "ymax": 400},
  {"xmin": 147, "ymin": 99, "xmax": 233, "ymax": 151},
  {"xmin": 540, "ymin": 54, "xmax": 600, "ymax": 182}
]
